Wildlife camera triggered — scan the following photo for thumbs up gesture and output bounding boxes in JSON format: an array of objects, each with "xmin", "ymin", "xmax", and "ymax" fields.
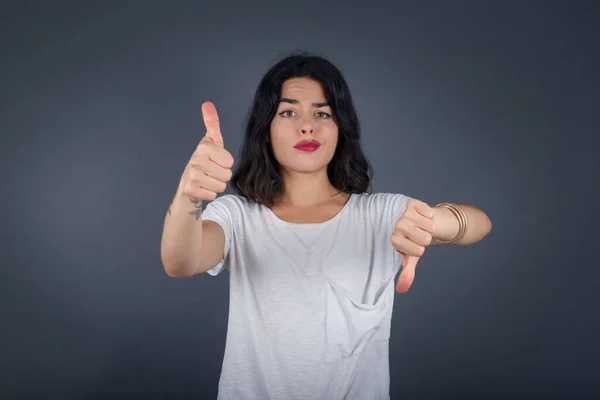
[
  {"xmin": 179, "ymin": 102, "xmax": 235, "ymax": 201},
  {"xmin": 390, "ymin": 199, "xmax": 437, "ymax": 293}
]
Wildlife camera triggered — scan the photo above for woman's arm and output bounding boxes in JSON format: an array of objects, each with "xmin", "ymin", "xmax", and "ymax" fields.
[
  {"xmin": 431, "ymin": 204, "xmax": 492, "ymax": 246},
  {"xmin": 161, "ymin": 191, "xmax": 226, "ymax": 277},
  {"xmin": 391, "ymin": 199, "xmax": 492, "ymax": 293}
]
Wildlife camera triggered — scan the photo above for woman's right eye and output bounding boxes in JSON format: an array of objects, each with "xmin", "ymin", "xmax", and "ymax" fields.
[{"xmin": 279, "ymin": 110, "xmax": 295, "ymax": 118}]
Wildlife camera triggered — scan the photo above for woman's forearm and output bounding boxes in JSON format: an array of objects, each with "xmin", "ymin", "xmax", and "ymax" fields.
[
  {"xmin": 160, "ymin": 185, "xmax": 205, "ymax": 277},
  {"xmin": 431, "ymin": 204, "xmax": 492, "ymax": 246}
]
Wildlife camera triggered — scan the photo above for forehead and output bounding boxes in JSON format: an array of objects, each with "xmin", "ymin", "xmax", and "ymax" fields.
[{"xmin": 280, "ymin": 77, "xmax": 326, "ymax": 100}]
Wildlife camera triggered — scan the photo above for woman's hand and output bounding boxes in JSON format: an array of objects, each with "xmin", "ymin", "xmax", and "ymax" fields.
[
  {"xmin": 178, "ymin": 102, "xmax": 235, "ymax": 202},
  {"xmin": 390, "ymin": 199, "xmax": 436, "ymax": 293}
]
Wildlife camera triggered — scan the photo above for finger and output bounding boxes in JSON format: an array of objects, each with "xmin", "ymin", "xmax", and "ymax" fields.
[
  {"xmin": 413, "ymin": 213, "xmax": 436, "ymax": 234},
  {"xmin": 396, "ymin": 254, "xmax": 419, "ymax": 293},
  {"xmin": 201, "ymin": 101, "xmax": 224, "ymax": 146},
  {"xmin": 391, "ymin": 232, "xmax": 425, "ymax": 257},
  {"xmin": 184, "ymin": 186, "xmax": 217, "ymax": 201},
  {"xmin": 200, "ymin": 159, "xmax": 232, "ymax": 183},
  {"xmin": 209, "ymin": 148, "xmax": 235, "ymax": 169},
  {"xmin": 414, "ymin": 201, "xmax": 434, "ymax": 219},
  {"xmin": 406, "ymin": 225, "xmax": 433, "ymax": 247},
  {"xmin": 191, "ymin": 172, "xmax": 227, "ymax": 193}
]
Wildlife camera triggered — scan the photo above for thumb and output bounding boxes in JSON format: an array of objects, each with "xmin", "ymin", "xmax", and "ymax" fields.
[
  {"xmin": 201, "ymin": 101, "xmax": 224, "ymax": 147},
  {"xmin": 396, "ymin": 254, "xmax": 420, "ymax": 293}
]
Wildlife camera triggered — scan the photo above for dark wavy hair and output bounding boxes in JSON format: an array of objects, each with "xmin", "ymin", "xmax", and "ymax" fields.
[{"xmin": 231, "ymin": 52, "xmax": 373, "ymax": 207}]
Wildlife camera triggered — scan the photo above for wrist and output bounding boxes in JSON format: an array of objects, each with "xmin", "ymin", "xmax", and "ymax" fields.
[
  {"xmin": 432, "ymin": 205, "xmax": 460, "ymax": 242},
  {"xmin": 170, "ymin": 181, "xmax": 193, "ymax": 210},
  {"xmin": 432, "ymin": 203, "xmax": 468, "ymax": 244}
]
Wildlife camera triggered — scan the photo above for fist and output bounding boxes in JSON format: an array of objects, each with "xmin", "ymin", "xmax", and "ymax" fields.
[
  {"xmin": 179, "ymin": 102, "xmax": 235, "ymax": 201},
  {"xmin": 390, "ymin": 198, "xmax": 436, "ymax": 293}
]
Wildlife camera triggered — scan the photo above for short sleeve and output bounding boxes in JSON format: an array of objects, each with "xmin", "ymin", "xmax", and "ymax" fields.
[
  {"xmin": 201, "ymin": 195, "xmax": 236, "ymax": 276},
  {"xmin": 366, "ymin": 192, "xmax": 412, "ymax": 265}
]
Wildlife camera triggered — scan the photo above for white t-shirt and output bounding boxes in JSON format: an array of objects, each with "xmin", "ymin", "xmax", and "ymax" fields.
[{"xmin": 202, "ymin": 192, "xmax": 410, "ymax": 400}]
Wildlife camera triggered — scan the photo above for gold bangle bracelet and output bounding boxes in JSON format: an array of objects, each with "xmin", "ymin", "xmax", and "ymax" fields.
[
  {"xmin": 437, "ymin": 203, "xmax": 467, "ymax": 244},
  {"xmin": 434, "ymin": 202, "xmax": 468, "ymax": 244},
  {"xmin": 449, "ymin": 203, "xmax": 467, "ymax": 243}
]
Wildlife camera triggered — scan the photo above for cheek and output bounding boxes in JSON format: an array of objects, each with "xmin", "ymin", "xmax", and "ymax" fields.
[
  {"xmin": 269, "ymin": 121, "xmax": 292, "ymax": 158},
  {"xmin": 270, "ymin": 119, "xmax": 292, "ymax": 141},
  {"xmin": 323, "ymin": 124, "xmax": 339, "ymax": 149}
]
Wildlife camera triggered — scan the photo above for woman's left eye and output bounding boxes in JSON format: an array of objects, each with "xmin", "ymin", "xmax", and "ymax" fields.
[{"xmin": 316, "ymin": 112, "xmax": 331, "ymax": 119}]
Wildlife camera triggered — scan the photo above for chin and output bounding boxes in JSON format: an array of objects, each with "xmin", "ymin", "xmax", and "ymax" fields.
[
  {"xmin": 287, "ymin": 164, "xmax": 327, "ymax": 174},
  {"xmin": 279, "ymin": 159, "xmax": 330, "ymax": 175}
]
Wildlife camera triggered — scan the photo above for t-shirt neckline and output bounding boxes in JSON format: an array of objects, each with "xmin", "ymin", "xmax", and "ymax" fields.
[{"xmin": 264, "ymin": 193, "xmax": 354, "ymax": 227}]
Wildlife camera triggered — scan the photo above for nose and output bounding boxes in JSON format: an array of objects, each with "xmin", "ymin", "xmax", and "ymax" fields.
[{"xmin": 300, "ymin": 118, "xmax": 314, "ymax": 134}]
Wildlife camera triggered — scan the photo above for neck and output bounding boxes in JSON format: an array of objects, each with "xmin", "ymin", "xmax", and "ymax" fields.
[{"xmin": 276, "ymin": 168, "xmax": 340, "ymax": 207}]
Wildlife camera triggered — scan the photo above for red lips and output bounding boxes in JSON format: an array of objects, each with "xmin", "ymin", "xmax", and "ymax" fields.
[{"xmin": 293, "ymin": 140, "xmax": 320, "ymax": 152}]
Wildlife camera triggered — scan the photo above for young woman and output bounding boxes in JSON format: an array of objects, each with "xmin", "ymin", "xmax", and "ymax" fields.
[{"xmin": 161, "ymin": 53, "xmax": 492, "ymax": 400}]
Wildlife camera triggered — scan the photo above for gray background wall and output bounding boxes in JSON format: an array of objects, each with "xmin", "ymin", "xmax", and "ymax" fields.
[{"xmin": 1, "ymin": 1, "xmax": 599, "ymax": 399}]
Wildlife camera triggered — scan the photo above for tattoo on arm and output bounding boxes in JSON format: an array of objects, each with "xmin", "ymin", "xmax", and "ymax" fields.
[{"xmin": 188, "ymin": 198, "xmax": 203, "ymax": 220}]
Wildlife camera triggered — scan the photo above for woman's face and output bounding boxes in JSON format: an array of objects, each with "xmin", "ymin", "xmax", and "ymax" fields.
[{"xmin": 270, "ymin": 77, "xmax": 339, "ymax": 175}]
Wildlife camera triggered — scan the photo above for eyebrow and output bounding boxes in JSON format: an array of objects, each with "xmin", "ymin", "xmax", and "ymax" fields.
[{"xmin": 279, "ymin": 97, "xmax": 329, "ymax": 108}]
